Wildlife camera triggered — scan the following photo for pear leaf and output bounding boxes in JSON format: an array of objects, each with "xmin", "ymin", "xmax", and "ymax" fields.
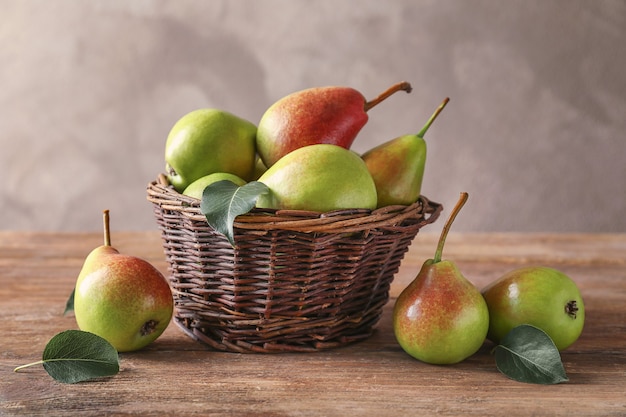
[
  {"xmin": 14, "ymin": 330, "xmax": 120, "ymax": 384},
  {"xmin": 494, "ymin": 324, "xmax": 569, "ymax": 385},
  {"xmin": 200, "ymin": 180, "xmax": 269, "ymax": 247},
  {"xmin": 64, "ymin": 288, "xmax": 75, "ymax": 315}
]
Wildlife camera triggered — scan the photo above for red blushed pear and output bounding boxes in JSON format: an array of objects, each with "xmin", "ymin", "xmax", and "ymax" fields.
[
  {"xmin": 256, "ymin": 81, "xmax": 413, "ymax": 168},
  {"xmin": 393, "ymin": 192, "xmax": 489, "ymax": 365},
  {"xmin": 74, "ymin": 210, "xmax": 173, "ymax": 352},
  {"xmin": 362, "ymin": 97, "xmax": 449, "ymax": 208}
]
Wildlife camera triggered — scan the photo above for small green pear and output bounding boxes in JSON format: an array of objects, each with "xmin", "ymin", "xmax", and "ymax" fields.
[
  {"xmin": 182, "ymin": 172, "xmax": 246, "ymax": 200},
  {"xmin": 256, "ymin": 144, "xmax": 377, "ymax": 212},
  {"xmin": 362, "ymin": 98, "xmax": 449, "ymax": 207},
  {"xmin": 482, "ymin": 266, "xmax": 585, "ymax": 351},
  {"xmin": 74, "ymin": 211, "xmax": 174, "ymax": 352},
  {"xmin": 165, "ymin": 108, "xmax": 257, "ymax": 192},
  {"xmin": 393, "ymin": 192, "xmax": 489, "ymax": 364}
]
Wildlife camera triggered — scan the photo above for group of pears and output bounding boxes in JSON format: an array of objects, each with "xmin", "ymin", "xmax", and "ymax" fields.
[
  {"xmin": 392, "ymin": 192, "xmax": 585, "ymax": 365},
  {"xmin": 163, "ymin": 82, "xmax": 585, "ymax": 365},
  {"xmin": 164, "ymin": 81, "xmax": 449, "ymax": 211}
]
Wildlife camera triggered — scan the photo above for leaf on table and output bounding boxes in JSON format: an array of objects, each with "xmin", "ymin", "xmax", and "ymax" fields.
[
  {"xmin": 200, "ymin": 180, "xmax": 269, "ymax": 247},
  {"xmin": 43, "ymin": 330, "xmax": 119, "ymax": 383},
  {"xmin": 494, "ymin": 324, "xmax": 569, "ymax": 385},
  {"xmin": 15, "ymin": 330, "xmax": 120, "ymax": 384},
  {"xmin": 64, "ymin": 288, "xmax": 75, "ymax": 315}
]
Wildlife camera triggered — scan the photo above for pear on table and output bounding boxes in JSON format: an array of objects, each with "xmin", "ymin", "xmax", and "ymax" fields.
[
  {"xmin": 392, "ymin": 192, "xmax": 489, "ymax": 365},
  {"xmin": 482, "ymin": 266, "xmax": 585, "ymax": 351},
  {"xmin": 73, "ymin": 210, "xmax": 174, "ymax": 352},
  {"xmin": 362, "ymin": 97, "xmax": 449, "ymax": 208},
  {"xmin": 256, "ymin": 81, "xmax": 413, "ymax": 168}
]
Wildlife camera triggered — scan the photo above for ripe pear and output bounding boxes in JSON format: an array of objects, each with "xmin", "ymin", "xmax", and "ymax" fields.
[
  {"xmin": 482, "ymin": 266, "xmax": 585, "ymax": 351},
  {"xmin": 362, "ymin": 98, "xmax": 449, "ymax": 208},
  {"xmin": 256, "ymin": 81, "xmax": 412, "ymax": 167},
  {"xmin": 182, "ymin": 172, "xmax": 246, "ymax": 200},
  {"xmin": 256, "ymin": 144, "xmax": 377, "ymax": 212},
  {"xmin": 393, "ymin": 193, "xmax": 489, "ymax": 364},
  {"xmin": 74, "ymin": 210, "xmax": 173, "ymax": 352},
  {"xmin": 165, "ymin": 108, "xmax": 257, "ymax": 192}
]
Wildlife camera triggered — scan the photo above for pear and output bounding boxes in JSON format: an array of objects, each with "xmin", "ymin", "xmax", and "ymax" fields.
[
  {"xmin": 482, "ymin": 266, "xmax": 585, "ymax": 351},
  {"xmin": 256, "ymin": 81, "xmax": 412, "ymax": 167},
  {"xmin": 165, "ymin": 108, "xmax": 257, "ymax": 192},
  {"xmin": 393, "ymin": 192, "xmax": 489, "ymax": 364},
  {"xmin": 256, "ymin": 144, "xmax": 377, "ymax": 212},
  {"xmin": 74, "ymin": 210, "xmax": 174, "ymax": 352},
  {"xmin": 182, "ymin": 172, "xmax": 246, "ymax": 200},
  {"xmin": 362, "ymin": 98, "xmax": 449, "ymax": 208}
]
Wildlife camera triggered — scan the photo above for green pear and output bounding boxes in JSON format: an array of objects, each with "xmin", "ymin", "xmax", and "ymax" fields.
[
  {"xmin": 362, "ymin": 98, "xmax": 449, "ymax": 207},
  {"xmin": 74, "ymin": 211, "xmax": 173, "ymax": 352},
  {"xmin": 182, "ymin": 172, "xmax": 246, "ymax": 200},
  {"xmin": 165, "ymin": 108, "xmax": 257, "ymax": 192},
  {"xmin": 482, "ymin": 266, "xmax": 585, "ymax": 351},
  {"xmin": 393, "ymin": 193, "xmax": 489, "ymax": 364},
  {"xmin": 256, "ymin": 144, "xmax": 377, "ymax": 212},
  {"xmin": 256, "ymin": 82, "xmax": 412, "ymax": 168}
]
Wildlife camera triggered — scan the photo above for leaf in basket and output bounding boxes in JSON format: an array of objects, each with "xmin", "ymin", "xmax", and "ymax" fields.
[{"xmin": 200, "ymin": 180, "xmax": 269, "ymax": 247}]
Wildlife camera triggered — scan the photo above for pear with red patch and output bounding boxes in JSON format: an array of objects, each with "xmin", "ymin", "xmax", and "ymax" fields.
[
  {"xmin": 74, "ymin": 210, "xmax": 173, "ymax": 352},
  {"xmin": 393, "ymin": 193, "xmax": 489, "ymax": 364},
  {"xmin": 256, "ymin": 81, "xmax": 412, "ymax": 168}
]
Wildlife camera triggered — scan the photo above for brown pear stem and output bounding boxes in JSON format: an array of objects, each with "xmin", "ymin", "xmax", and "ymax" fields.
[
  {"xmin": 418, "ymin": 97, "xmax": 450, "ymax": 138},
  {"xmin": 103, "ymin": 210, "xmax": 111, "ymax": 247},
  {"xmin": 364, "ymin": 81, "xmax": 413, "ymax": 112},
  {"xmin": 433, "ymin": 192, "xmax": 468, "ymax": 263}
]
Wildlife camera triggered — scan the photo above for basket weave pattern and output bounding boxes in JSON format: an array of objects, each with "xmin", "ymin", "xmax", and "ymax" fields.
[{"xmin": 147, "ymin": 176, "xmax": 442, "ymax": 353}]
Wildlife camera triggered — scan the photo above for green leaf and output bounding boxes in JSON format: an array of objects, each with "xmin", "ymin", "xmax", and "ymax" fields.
[
  {"xmin": 14, "ymin": 330, "xmax": 120, "ymax": 384},
  {"xmin": 64, "ymin": 288, "xmax": 75, "ymax": 315},
  {"xmin": 494, "ymin": 324, "xmax": 569, "ymax": 385},
  {"xmin": 200, "ymin": 180, "xmax": 269, "ymax": 247}
]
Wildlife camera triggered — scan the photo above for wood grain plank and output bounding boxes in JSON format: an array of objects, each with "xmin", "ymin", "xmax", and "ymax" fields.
[{"xmin": 1, "ymin": 232, "xmax": 625, "ymax": 416}]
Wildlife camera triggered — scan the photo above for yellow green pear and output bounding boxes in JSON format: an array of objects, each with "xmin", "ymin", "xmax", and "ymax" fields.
[
  {"xmin": 165, "ymin": 108, "xmax": 257, "ymax": 192},
  {"xmin": 182, "ymin": 172, "xmax": 246, "ymax": 200},
  {"xmin": 256, "ymin": 144, "xmax": 377, "ymax": 212},
  {"xmin": 362, "ymin": 98, "xmax": 448, "ymax": 207}
]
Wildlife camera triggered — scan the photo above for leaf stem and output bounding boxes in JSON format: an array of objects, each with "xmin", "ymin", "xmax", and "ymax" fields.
[{"xmin": 14, "ymin": 360, "xmax": 45, "ymax": 372}]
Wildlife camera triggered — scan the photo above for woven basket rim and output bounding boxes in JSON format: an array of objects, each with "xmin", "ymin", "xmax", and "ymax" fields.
[{"xmin": 146, "ymin": 174, "xmax": 442, "ymax": 233}]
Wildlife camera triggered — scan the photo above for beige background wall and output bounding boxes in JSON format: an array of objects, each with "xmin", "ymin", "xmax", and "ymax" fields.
[{"xmin": 2, "ymin": 1, "xmax": 625, "ymax": 232}]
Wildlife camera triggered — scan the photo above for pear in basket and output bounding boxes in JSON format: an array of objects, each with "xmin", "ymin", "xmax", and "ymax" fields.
[
  {"xmin": 165, "ymin": 108, "xmax": 257, "ymax": 192},
  {"xmin": 256, "ymin": 144, "xmax": 377, "ymax": 212},
  {"xmin": 362, "ymin": 98, "xmax": 449, "ymax": 208},
  {"xmin": 256, "ymin": 82, "xmax": 412, "ymax": 168}
]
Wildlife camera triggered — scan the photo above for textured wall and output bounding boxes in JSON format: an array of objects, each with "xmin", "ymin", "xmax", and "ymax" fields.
[{"xmin": 2, "ymin": 0, "xmax": 625, "ymax": 232}]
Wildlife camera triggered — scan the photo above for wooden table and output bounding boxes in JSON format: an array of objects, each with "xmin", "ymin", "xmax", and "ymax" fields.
[{"xmin": 1, "ymin": 231, "xmax": 625, "ymax": 416}]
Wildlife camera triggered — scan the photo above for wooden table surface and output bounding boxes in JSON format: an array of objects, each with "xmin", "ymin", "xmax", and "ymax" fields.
[{"xmin": 1, "ymin": 231, "xmax": 625, "ymax": 416}]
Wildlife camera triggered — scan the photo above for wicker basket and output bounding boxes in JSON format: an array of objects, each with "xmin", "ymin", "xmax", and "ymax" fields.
[{"xmin": 146, "ymin": 174, "xmax": 442, "ymax": 353}]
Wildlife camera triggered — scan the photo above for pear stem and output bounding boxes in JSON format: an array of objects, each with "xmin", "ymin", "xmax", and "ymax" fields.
[
  {"xmin": 417, "ymin": 97, "xmax": 450, "ymax": 138},
  {"xmin": 364, "ymin": 81, "xmax": 413, "ymax": 112},
  {"xmin": 103, "ymin": 210, "xmax": 111, "ymax": 247},
  {"xmin": 433, "ymin": 192, "xmax": 468, "ymax": 263}
]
